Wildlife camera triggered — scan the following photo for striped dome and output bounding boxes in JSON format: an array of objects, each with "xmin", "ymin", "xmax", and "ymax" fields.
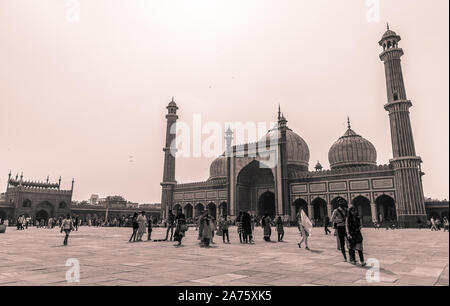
[
  {"xmin": 263, "ymin": 128, "xmax": 310, "ymax": 171},
  {"xmin": 328, "ymin": 127, "xmax": 377, "ymax": 169},
  {"xmin": 208, "ymin": 155, "xmax": 227, "ymax": 180}
]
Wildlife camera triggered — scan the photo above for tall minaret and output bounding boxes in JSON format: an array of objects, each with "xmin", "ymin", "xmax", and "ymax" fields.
[
  {"xmin": 160, "ymin": 97, "xmax": 179, "ymax": 220},
  {"xmin": 277, "ymin": 107, "xmax": 290, "ymax": 217},
  {"xmin": 379, "ymin": 24, "xmax": 426, "ymax": 226},
  {"xmin": 225, "ymin": 127, "xmax": 233, "ymax": 217}
]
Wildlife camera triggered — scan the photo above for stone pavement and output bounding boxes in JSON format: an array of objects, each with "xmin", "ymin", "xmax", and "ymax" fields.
[{"xmin": 0, "ymin": 226, "xmax": 448, "ymax": 286}]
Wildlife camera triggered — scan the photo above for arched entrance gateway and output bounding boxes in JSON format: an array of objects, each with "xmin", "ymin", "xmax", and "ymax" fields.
[
  {"xmin": 35, "ymin": 210, "xmax": 49, "ymax": 222},
  {"xmin": 258, "ymin": 191, "xmax": 276, "ymax": 218},
  {"xmin": 207, "ymin": 203, "xmax": 217, "ymax": 219},
  {"xmin": 331, "ymin": 197, "xmax": 348, "ymax": 210},
  {"xmin": 34, "ymin": 201, "xmax": 54, "ymax": 220},
  {"xmin": 236, "ymin": 160, "xmax": 275, "ymax": 215},
  {"xmin": 173, "ymin": 204, "xmax": 182, "ymax": 213},
  {"xmin": 219, "ymin": 202, "xmax": 227, "ymax": 217},
  {"xmin": 312, "ymin": 197, "xmax": 327, "ymax": 224},
  {"xmin": 0, "ymin": 210, "xmax": 7, "ymax": 221},
  {"xmin": 375, "ymin": 195, "xmax": 397, "ymax": 222},
  {"xmin": 195, "ymin": 203, "xmax": 204, "ymax": 217},
  {"xmin": 351, "ymin": 196, "xmax": 372, "ymax": 226},
  {"xmin": 184, "ymin": 204, "xmax": 193, "ymax": 220},
  {"xmin": 293, "ymin": 198, "xmax": 308, "ymax": 217}
]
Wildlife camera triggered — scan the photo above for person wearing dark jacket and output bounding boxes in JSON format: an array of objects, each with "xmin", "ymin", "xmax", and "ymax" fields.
[
  {"xmin": 324, "ymin": 216, "xmax": 331, "ymax": 235},
  {"xmin": 174, "ymin": 209, "xmax": 187, "ymax": 246},
  {"xmin": 165, "ymin": 210, "xmax": 175, "ymax": 241},
  {"xmin": 346, "ymin": 205, "xmax": 366, "ymax": 266},
  {"xmin": 242, "ymin": 211, "xmax": 254, "ymax": 244},
  {"xmin": 129, "ymin": 212, "xmax": 139, "ymax": 242}
]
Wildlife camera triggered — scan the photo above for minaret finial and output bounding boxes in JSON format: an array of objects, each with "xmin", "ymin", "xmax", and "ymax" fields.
[
  {"xmin": 387, "ymin": 22, "xmax": 389, "ymax": 31},
  {"xmin": 171, "ymin": 96, "xmax": 174, "ymax": 102},
  {"xmin": 278, "ymin": 104, "xmax": 281, "ymax": 120},
  {"xmin": 347, "ymin": 116, "xmax": 351, "ymax": 129}
]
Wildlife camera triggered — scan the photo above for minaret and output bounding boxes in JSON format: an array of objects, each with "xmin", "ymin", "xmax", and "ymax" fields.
[
  {"xmin": 277, "ymin": 108, "xmax": 290, "ymax": 216},
  {"xmin": 160, "ymin": 97, "xmax": 179, "ymax": 220},
  {"xmin": 379, "ymin": 24, "xmax": 426, "ymax": 226},
  {"xmin": 225, "ymin": 127, "xmax": 233, "ymax": 217}
]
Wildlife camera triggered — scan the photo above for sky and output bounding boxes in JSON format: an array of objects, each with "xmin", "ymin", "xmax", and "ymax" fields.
[{"xmin": 0, "ymin": 0, "xmax": 448, "ymax": 203}]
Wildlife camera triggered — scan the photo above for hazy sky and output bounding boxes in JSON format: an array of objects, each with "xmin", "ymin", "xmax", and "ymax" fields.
[{"xmin": 0, "ymin": 0, "xmax": 448, "ymax": 203}]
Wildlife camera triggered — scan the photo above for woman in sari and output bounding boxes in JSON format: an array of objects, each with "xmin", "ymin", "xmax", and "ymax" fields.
[
  {"xmin": 346, "ymin": 206, "xmax": 366, "ymax": 266},
  {"xmin": 174, "ymin": 209, "xmax": 187, "ymax": 246},
  {"xmin": 297, "ymin": 209, "xmax": 311, "ymax": 250},
  {"xmin": 136, "ymin": 211, "xmax": 147, "ymax": 241},
  {"xmin": 242, "ymin": 211, "xmax": 253, "ymax": 244},
  {"xmin": 200, "ymin": 211, "xmax": 212, "ymax": 247},
  {"xmin": 262, "ymin": 213, "xmax": 272, "ymax": 242}
]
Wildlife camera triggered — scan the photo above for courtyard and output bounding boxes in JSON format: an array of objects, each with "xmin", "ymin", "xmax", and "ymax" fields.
[{"xmin": 0, "ymin": 226, "xmax": 448, "ymax": 286}]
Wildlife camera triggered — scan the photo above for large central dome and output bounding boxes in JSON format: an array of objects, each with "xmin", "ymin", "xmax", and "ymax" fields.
[
  {"xmin": 328, "ymin": 121, "xmax": 377, "ymax": 169},
  {"xmin": 262, "ymin": 127, "xmax": 310, "ymax": 171}
]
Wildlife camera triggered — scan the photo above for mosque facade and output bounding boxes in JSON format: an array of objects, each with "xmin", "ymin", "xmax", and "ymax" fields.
[
  {"xmin": 0, "ymin": 172, "xmax": 73, "ymax": 221},
  {"xmin": 160, "ymin": 27, "xmax": 429, "ymax": 227}
]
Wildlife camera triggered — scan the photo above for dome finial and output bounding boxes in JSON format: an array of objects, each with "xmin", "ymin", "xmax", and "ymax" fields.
[{"xmin": 347, "ymin": 116, "xmax": 351, "ymax": 129}]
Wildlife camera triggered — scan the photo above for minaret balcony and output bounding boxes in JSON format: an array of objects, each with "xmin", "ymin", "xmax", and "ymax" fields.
[
  {"xmin": 379, "ymin": 48, "xmax": 404, "ymax": 61},
  {"xmin": 384, "ymin": 100, "xmax": 412, "ymax": 112}
]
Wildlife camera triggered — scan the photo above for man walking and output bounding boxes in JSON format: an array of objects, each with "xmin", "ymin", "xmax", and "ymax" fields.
[
  {"xmin": 219, "ymin": 215, "xmax": 230, "ymax": 243},
  {"xmin": 165, "ymin": 210, "xmax": 175, "ymax": 241},
  {"xmin": 331, "ymin": 198, "xmax": 348, "ymax": 262},
  {"xmin": 324, "ymin": 216, "xmax": 331, "ymax": 235}
]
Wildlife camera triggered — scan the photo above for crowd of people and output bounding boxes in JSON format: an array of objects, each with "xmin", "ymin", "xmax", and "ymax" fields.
[
  {"xmin": 1, "ymin": 202, "xmax": 447, "ymax": 254},
  {"xmin": 429, "ymin": 216, "xmax": 449, "ymax": 232},
  {"xmin": 136, "ymin": 197, "xmax": 364, "ymax": 269}
]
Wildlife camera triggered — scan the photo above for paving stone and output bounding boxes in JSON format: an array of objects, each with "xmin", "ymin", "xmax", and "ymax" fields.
[{"xmin": 0, "ymin": 227, "xmax": 447, "ymax": 286}]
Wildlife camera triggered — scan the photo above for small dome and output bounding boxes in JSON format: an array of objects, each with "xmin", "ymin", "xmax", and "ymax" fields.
[
  {"xmin": 208, "ymin": 155, "xmax": 227, "ymax": 180},
  {"xmin": 328, "ymin": 124, "xmax": 377, "ymax": 169},
  {"xmin": 262, "ymin": 127, "xmax": 310, "ymax": 171},
  {"xmin": 379, "ymin": 24, "xmax": 401, "ymax": 46},
  {"xmin": 167, "ymin": 97, "xmax": 178, "ymax": 108},
  {"xmin": 382, "ymin": 29, "xmax": 397, "ymax": 39},
  {"xmin": 315, "ymin": 161, "xmax": 323, "ymax": 171}
]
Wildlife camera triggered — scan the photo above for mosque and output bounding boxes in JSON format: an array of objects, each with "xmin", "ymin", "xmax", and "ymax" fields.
[{"xmin": 160, "ymin": 26, "xmax": 429, "ymax": 227}]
